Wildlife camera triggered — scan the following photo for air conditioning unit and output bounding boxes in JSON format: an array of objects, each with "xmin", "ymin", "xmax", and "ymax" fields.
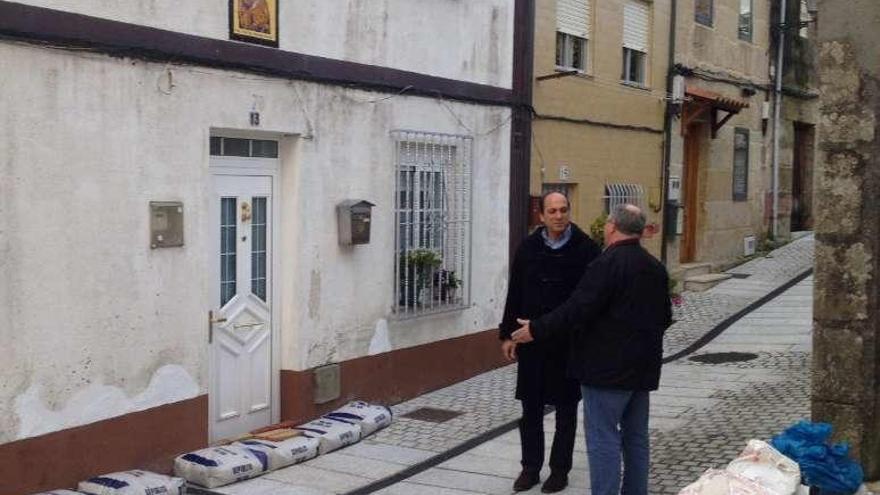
[{"xmin": 744, "ymin": 235, "xmax": 757, "ymax": 256}]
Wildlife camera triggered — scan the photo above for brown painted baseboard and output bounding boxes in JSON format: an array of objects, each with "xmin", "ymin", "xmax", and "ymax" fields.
[
  {"xmin": 281, "ymin": 327, "xmax": 507, "ymax": 423},
  {"xmin": 0, "ymin": 395, "xmax": 207, "ymax": 495}
]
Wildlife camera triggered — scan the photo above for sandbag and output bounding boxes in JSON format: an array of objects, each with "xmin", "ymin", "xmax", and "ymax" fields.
[
  {"xmin": 323, "ymin": 401, "xmax": 392, "ymax": 437},
  {"xmin": 77, "ymin": 470, "xmax": 185, "ymax": 495},
  {"xmin": 727, "ymin": 440, "xmax": 801, "ymax": 495},
  {"xmin": 296, "ymin": 417, "xmax": 362, "ymax": 455},
  {"xmin": 234, "ymin": 435, "xmax": 319, "ymax": 470},
  {"xmin": 772, "ymin": 421, "xmax": 864, "ymax": 494},
  {"xmin": 678, "ymin": 469, "xmax": 784, "ymax": 495},
  {"xmin": 173, "ymin": 445, "xmax": 268, "ymax": 488}
]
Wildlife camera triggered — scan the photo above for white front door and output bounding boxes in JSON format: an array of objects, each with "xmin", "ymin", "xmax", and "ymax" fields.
[{"xmin": 210, "ymin": 174, "xmax": 274, "ymax": 441}]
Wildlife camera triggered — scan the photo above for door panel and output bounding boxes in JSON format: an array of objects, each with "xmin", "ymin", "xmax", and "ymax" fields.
[
  {"xmin": 211, "ymin": 174, "xmax": 273, "ymax": 441},
  {"xmin": 681, "ymin": 124, "xmax": 701, "ymax": 263}
]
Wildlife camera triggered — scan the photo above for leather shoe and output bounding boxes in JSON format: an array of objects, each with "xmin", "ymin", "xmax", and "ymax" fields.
[
  {"xmin": 541, "ymin": 471, "xmax": 568, "ymax": 493},
  {"xmin": 513, "ymin": 470, "xmax": 540, "ymax": 491}
]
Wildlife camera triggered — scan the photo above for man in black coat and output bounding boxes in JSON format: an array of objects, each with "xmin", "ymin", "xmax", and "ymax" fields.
[
  {"xmin": 512, "ymin": 204, "xmax": 672, "ymax": 495},
  {"xmin": 499, "ymin": 191, "xmax": 601, "ymax": 493}
]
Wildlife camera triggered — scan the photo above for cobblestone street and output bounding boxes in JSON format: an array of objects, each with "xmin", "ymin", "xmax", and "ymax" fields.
[{"xmin": 210, "ymin": 237, "xmax": 814, "ymax": 495}]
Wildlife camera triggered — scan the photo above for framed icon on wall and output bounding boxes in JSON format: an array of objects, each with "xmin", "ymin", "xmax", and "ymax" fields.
[{"xmin": 230, "ymin": 0, "xmax": 279, "ymax": 47}]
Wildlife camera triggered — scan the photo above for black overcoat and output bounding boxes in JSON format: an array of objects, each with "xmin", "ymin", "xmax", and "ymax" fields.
[
  {"xmin": 531, "ymin": 238, "xmax": 673, "ymax": 391},
  {"xmin": 499, "ymin": 224, "xmax": 601, "ymax": 404}
]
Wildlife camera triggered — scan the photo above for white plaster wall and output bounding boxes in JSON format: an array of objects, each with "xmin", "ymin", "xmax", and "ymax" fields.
[
  {"xmin": 0, "ymin": 42, "xmax": 510, "ymax": 442},
  {"xmin": 12, "ymin": 0, "xmax": 513, "ymax": 89}
]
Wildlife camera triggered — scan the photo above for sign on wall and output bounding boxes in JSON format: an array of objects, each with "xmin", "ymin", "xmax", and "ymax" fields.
[{"xmin": 230, "ymin": 0, "xmax": 279, "ymax": 47}]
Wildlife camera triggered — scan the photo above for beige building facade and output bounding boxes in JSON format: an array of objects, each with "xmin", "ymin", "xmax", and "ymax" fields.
[{"xmin": 531, "ymin": 0, "xmax": 672, "ymax": 256}]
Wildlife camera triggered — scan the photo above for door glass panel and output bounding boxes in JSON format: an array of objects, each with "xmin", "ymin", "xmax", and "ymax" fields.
[
  {"xmin": 220, "ymin": 197, "xmax": 237, "ymax": 306},
  {"xmin": 251, "ymin": 197, "xmax": 267, "ymax": 301}
]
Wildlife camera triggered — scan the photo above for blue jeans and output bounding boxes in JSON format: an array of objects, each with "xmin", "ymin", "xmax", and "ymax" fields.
[{"xmin": 582, "ymin": 386, "xmax": 650, "ymax": 495}]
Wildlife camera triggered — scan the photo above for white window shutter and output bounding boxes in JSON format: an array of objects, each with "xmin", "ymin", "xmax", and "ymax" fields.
[
  {"xmin": 557, "ymin": 0, "xmax": 591, "ymax": 39},
  {"xmin": 623, "ymin": 0, "xmax": 650, "ymax": 52}
]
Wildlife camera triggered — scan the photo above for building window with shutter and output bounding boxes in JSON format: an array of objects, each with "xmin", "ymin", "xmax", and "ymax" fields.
[
  {"xmin": 695, "ymin": 0, "xmax": 713, "ymax": 26},
  {"xmin": 556, "ymin": 0, "xmax": 591, "ymax": 72},
  {"xmin": 732, "ymin": 128, "xmax": 749, "ymax": 201},
  {"xmin": 392, "ymin": 131, "xmax": 472, "ymax": 317},
  {"xmin": 738, "ymin": 0, "xmax": 753, "ymax": 41},
  {"xmin": 622, "ymin": 0, "xmax": 650, "ymax": 87}
]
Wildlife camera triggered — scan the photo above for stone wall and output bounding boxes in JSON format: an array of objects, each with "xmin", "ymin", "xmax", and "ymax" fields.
[{"xmin": 813, "ymin": 0, "xmax": 880, "ymax": 479}]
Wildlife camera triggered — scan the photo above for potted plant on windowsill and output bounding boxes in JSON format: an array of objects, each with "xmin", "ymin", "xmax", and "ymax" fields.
[
  {"xmin": 433, "ymin": 269, "xmax": 461, "ymax": 304},
  {"xmin": 400, "ymin": 248, "xmax": 442, "ymax": 307}
]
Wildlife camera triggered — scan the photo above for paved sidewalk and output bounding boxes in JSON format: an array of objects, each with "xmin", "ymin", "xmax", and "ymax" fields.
[{"xmin": 204, "ymin": 236, "xmax": 814, "ymax": 495}]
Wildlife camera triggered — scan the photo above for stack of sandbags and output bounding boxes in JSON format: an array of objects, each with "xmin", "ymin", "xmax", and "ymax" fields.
[
  {"xmin": 233, "ymin": 434, "xmax": 320, "ymax": 470},
  {"xmin": 77, "ymin": 470, "xmax": 185, "ymax": 495},
  {"xmin": 323, "ymin": 401, "xmax": 393, "ymax": 437},
  {"xmin": 727, "ymin": 440, "xmax": 801, "ymax": 495},
  {"xmin": 296, "ymin": 417, "xmax": 362, "ymax": 455},
  {"xmin": 173, "ymin": 445, "xmax": 268, "ymax": 488}
]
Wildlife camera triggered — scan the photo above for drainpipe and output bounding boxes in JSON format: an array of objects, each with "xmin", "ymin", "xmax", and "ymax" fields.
[
  {"xmin": 660, "ymin": 0, "xmax": 679, "ymax": 266},
  {"xmin": 771, "ymin": 0, "xmax": 786, "ymax": 239}
]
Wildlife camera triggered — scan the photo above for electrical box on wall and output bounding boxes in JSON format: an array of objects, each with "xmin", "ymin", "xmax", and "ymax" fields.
[
  {"xmin": 668, "ymin": 176, "xmax": 682, "ymax": 203},
  {"xmin": 150, "ymin": 201, "xmax": 184, "ymax": 248},
  {"xmin": 337, "ymin": 200, "xmax": 375, "ymax": 246}
]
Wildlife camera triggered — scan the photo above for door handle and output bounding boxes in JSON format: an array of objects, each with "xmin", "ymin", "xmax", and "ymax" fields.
[{"xmin": 208, "ymin": 310, "xmax": 227, "ymax": 343}]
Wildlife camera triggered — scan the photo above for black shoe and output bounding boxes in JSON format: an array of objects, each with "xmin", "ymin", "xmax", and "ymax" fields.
[
  {"xmin": 541, "ymin": 471, "xmax": 568, "ymax": 493},
  {"xmin": 513, "ymin": 470, "xmax": 540, "ymax": 491}
]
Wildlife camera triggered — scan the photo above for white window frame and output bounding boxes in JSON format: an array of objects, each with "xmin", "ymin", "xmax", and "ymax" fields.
[
  {"xmin": 392, "ymin": 130, "xmax": 472, "ymax": 318},
  {"xmin": 622, "ymin": 0, "xmax": 650, "ymax": 88},
  {"xmin": 556, "ymin": 32, "xmax": 588, "ymax": 72},
  {"xmin": 738, "ymin": 0, "xmax": 753, "ymax": 42},
  {"xmin": 622, "ymin": 48, "xmax": 648, "ymax": 86}
]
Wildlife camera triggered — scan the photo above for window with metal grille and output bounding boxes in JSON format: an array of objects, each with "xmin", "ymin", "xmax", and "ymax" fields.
[
  {"xmin": 603, "ymin": 183, "xmax": 646, "ymax": 214},
  {"xmin": 392, "ymin": 131, "xmax": 472, "ymax": 317}
]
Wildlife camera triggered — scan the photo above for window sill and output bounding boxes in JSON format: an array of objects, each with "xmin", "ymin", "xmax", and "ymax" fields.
[
  {"xmin": 554, "ymin": 66, "xmax": 591, "ymax": 78},
  {"xmin": 392, "ymin": 301, "xmax": 470, "ymax": 321},
  {"xmin": 620, "ymin": 81, "xmax": 651, "ymax": 91}
]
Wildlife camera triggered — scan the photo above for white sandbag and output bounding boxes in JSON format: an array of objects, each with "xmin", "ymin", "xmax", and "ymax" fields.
[
  {"xmin": 173, "ymin": 445, "xmax": 268, "ymax": 488},
  {"xmin": 296, "ymin": 417, "xmax": 362, "ymax": 455},
  {"xmin": 234, "ymin": 435, "xmax": 320, "ymax": 470},
  {"xmin": 32, "ymin": 491, "xmax": 85, "ymax": 495},
  {"xmin": 323, "ymin": 401, "xmax": 393, "ymax": 437},
  {"xmin": 727, "ymin": 440, "xmax": 800, "ymax": 495},
  {"xmin": 77, "ymin": 470, "xmax": 185, "ymax": 495},
  {"xmin": 678, "ymin": 469, "xmax": 784, "ymax": 495}
]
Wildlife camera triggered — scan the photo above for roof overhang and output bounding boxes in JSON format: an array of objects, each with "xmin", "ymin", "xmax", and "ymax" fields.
[{"xmin": 682, "ymin": 87, "xmax": 750, "ymax": 138}]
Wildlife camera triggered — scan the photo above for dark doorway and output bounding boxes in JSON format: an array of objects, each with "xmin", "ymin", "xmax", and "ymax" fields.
[{"xmin": 791, "ymin": 123, "xmax": 815, "ymax": 231}]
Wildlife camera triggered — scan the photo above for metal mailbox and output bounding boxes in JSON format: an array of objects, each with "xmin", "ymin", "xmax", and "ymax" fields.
[{"xmin": 337, "ymin": 200, "xmax": 375, "ymax": 246}]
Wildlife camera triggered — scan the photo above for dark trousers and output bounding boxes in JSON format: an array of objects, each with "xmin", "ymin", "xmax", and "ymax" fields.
[{"xmin": 519, "ymin": 398, "xmax": 578, "ymax": 475}]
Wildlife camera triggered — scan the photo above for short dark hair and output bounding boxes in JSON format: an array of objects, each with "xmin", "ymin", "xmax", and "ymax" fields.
[
  {"xmin": 540, "ymin": 191, "xmax": 570, "ymax": 212},
  {"xmin": 608, "ymin": 204, "xmax": 646, "ymax": 236}
]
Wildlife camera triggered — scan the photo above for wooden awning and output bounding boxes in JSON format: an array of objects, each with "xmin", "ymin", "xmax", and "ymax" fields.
[{"xmin": 682, "ymin": 86, "xmax": 750, "ymax": 138}]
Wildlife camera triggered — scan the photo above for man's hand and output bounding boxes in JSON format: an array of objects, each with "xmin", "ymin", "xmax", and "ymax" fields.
[
  {"xmin": 511, "ymin": 318, "xmax": 534, "ymax": 343},
  {"xmin": 501, "ymin": 339, "xmax": 517, "ymax": 361}
]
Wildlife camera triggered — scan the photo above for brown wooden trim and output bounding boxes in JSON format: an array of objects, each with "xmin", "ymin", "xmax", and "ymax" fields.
[
  {"xmin": 509, "ymin": 0, "xmax": 536, "ymax": 261},
  {"xmin": 0, "ymin": 395, "xmax": 207, "ymax": 495},
  {"xmin": 280, "ymin": 328, "xmax": 508, "ymax": 424},
  {"xmin": 0, "ymin": 1, "xmax": 514, "ymax": 107}
]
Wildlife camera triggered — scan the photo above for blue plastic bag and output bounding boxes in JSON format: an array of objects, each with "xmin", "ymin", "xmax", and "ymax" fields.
[{"xmin": 771, "ymin": 420, "xmax": 864, "ymax": 494}]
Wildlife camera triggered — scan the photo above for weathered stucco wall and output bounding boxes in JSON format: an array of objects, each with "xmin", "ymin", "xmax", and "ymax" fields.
[
  {"xmin": 813, "ymin": 0, "xmax": 880, "ymax": 478},
  {"xmin": 11, "ymin": 0, "xmax": 513, "ymax": 89},
  {"xmin": 0, "ymin": 39, "xmax": 510, "ymax": 443}
]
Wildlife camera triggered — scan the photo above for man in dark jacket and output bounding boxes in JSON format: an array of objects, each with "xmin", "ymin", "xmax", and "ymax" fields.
[
  {"xmin": 499, "ymin": 191, "xmax": 601, "ymax": 493},
  {"xmin": 511, "ymin": 204, "xmax": 672, "ymax": 495}
]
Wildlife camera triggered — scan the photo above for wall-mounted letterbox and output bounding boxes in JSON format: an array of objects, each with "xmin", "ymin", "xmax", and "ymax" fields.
[
  {"xmin": 150, "ymin": 201, "xmax": 184, "ymax": 248},
  {"xmin": 337, "ymin": 200, "xmax": 375, "ymax": 246}
]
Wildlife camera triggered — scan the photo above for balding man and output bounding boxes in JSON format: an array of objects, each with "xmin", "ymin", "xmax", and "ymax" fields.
[
  {"xmin": 512, "ymin": 204, "xmax": 672, "ymax": 495},
  {"xmin": 499, "ymin": 191, "xmax": 600, "ymax": 493}
]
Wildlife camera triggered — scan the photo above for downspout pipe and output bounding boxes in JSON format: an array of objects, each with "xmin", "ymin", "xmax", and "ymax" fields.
[
  {"xmin": 771, "ymin": 0, "xmax": 786, "ymax": 239},
  {"xmin": 660, "ymin": 0, "xmax": 679, "ymax": 266}
]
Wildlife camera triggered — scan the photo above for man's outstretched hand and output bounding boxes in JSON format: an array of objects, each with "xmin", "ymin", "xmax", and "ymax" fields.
[{"xmin": 511, "ymin": 318, "xmax": 534, "ymax": 343}]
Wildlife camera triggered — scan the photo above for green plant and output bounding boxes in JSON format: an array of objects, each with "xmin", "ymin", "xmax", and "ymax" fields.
[{"xmin": 589, "ymin": 214, "xmax": 606, "ymax": 246}]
